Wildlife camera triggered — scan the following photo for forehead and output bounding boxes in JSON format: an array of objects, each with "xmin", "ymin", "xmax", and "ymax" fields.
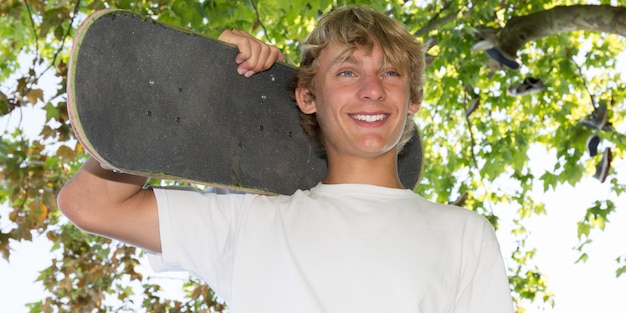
[{"xmin": 319, "ymin": 43, "xmax": 391, "ymax": 68}]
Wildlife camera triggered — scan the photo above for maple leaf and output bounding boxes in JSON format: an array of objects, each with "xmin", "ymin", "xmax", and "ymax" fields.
[
  {"xmin": 43, "ymin": 102, "xmax": 59, "ymax": 122},
  {"xmin": 55, "ymin": 144, "xmax": 77, "ymax": 161},
  {"xmin": 25, "ymin": 88, "xmax": 44, "ymax": 105}
]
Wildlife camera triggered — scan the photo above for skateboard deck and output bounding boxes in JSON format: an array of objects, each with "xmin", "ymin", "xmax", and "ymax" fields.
[{"xmin": 67, "ymin": 9, "xmax": 424, "ymax": 195}]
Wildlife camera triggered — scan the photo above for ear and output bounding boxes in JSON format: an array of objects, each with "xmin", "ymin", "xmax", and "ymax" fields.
[
  {"xmin": 408, "ymin": 101, "xmax": 421, "ymax": 115},
  {"xmin": 295, "ymin": 87, "xmax": 317, "ymax": 114}
]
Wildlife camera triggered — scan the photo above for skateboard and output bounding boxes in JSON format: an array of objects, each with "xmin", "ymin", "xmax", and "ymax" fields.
[{"xmin": 67, "ymin": 9, "xmax": 424, "ymax": 195}]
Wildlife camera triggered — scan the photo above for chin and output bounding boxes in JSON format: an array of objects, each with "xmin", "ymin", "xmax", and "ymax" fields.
[
  {"xmin": 361, "ymin": 137, "xmax": 401, "ymax": 154},
  {"xmin": 359, "ymin": 144, "xmax": 399, "ymax": 158}
]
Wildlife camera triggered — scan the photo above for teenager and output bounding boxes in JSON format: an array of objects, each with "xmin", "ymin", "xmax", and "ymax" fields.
[{"xmin": 58, "ymin": 5, "xmax": 514, "ymax": 313}]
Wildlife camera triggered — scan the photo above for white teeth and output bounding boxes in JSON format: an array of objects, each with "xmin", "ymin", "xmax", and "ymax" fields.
[{"xmin": 352, "ymin": 114, "xmax": 386, "ymax": 122}]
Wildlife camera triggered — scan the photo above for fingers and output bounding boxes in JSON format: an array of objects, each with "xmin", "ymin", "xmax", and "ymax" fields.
[{"xmin": 218, "ymin": 30, "xmax": 285, "ymax": 78}]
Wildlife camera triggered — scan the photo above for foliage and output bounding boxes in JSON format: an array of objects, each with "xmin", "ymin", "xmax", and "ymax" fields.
[{"xmin": 1, "ymin": 0, "xmax": 625, "ymax": 312}]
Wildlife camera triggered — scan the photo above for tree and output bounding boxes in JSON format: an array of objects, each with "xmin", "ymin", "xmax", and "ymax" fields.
[{"xmin": 1, "ymin": 0, "xmax": 624, "ymax": 311}]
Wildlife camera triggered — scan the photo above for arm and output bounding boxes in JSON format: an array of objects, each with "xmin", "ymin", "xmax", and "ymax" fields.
[
  {"xmin": 57, "ymin": 157, "xmax": 161, "ymax": 251},
  {"xmin": 57, "ymin": 30, "xmax": 283, "ymax": 253}
]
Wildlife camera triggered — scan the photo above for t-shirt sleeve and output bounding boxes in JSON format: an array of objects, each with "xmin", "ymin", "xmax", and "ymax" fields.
[
  {"xmin": 456, "ymin": 217, "xmax": 515, "ymax": 313},
  {"xmin": 147, "ymin": 187, "xmax": 253, "ymax": 301}
]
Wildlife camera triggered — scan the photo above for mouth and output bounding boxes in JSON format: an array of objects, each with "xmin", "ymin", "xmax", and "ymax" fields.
[{"xmin": 350, "ymin": 114, "xmax": 389, "ymax": 122}]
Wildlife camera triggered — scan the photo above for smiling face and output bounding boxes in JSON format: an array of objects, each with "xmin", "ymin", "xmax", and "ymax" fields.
[
  {"xmin": 296, "ymin": 43, "xmax": 420, "ymax": 161},
  {"xmin": 291, "ymin": 6, "xmax": 425, "ymax": 158}
]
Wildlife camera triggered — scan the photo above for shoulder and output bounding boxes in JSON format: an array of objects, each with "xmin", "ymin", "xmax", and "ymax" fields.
[
  {"xmin": 412, "ymin": 193, "xmax": 483, "ymax": 219},
  {"xmin": 153, "ymin": 186, "xmax": 263, "ymax": 220},
  {"xmin": 410, "ymin": 194, "xmax": 496, "ymax": 236}
]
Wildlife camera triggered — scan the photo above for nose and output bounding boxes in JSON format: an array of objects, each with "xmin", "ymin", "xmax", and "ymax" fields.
[{"xmin": 358, "ymin": 74, "xmax": 385, "ymax": 102}]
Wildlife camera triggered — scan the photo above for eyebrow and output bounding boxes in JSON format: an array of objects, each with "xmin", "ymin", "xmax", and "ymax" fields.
[
  {"xmin": 332, "ymin": 52, "xmax": 362, "ymax": 66},
  {"xmin": 330, "ymin": 51, "xmax": 398, "ymax": 72}
]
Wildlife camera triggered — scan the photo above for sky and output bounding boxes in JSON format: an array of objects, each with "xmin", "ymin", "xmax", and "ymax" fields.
[
  {"xmin": 497, "ymin": 147, "xmax": 626, "ymax": 313},
  {"xmin": 1, "ymin": 17, "xmax": 626, "ymax": 313}
]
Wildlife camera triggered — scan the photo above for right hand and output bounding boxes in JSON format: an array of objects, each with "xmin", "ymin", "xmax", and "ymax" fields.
[{"xmin": 218, "ymin": 30, "xmax": 285, "ymax": 77}]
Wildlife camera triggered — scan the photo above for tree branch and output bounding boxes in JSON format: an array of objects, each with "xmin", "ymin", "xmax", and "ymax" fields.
[
  {"xmin": 569, "ymin": 54, "xmax": 596, "ymax": 110},
  {"xmin": 37, "ymin": 0, "xmax": 82, "ymax": 80},
  {"xmin": 250, "ymin": 0, "xmax": 271, "ymax": 44},
  {"xmin": 497, "ymin": 5, "xmax": 626, "ymax": 59},
  {"xmin": 463, "ymin": 94, "xmax": 480, "ymax": 170},
  {"xmin": 413, "ymin": 0, "xmax": 461, "ymax": 37},
  {"xmin": 23, "ymin": 0, "xmax": 39, "ymax": 58}
]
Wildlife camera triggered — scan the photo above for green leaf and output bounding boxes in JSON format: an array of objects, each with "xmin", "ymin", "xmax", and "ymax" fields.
[
  {"xmin": 576, "ymin": 252, "xmax": 589, "ymax": 264},
  {"xmin": 539, "ymin": 171, "xmax": 558, "ymax": 192},
  {"xmin": 43, "ymin": 101, "xmax": 60, "ymax": 122},
  {"xmin": 577, "ymin": 221, "xmax": 591, "ymax": 239}
]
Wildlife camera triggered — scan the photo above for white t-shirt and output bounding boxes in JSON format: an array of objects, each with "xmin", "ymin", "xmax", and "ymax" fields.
[{"xmin": 149, "ymin": 183, "xmax": 513, "ymax": 313}]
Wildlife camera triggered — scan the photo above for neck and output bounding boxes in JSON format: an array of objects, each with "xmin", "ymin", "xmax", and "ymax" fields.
[{"xmin": 322, "ymin": 149, "xmax": 405, "ymax": 189}]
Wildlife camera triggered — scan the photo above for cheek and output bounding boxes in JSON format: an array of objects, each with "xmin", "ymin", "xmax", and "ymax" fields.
[
  {"xmin": 394, "ymin": 88, "xmax": 413, "ymax": 112},
  {"xmin": 313, "ymin": 90, "xmax": 336, "ymax": 118}
]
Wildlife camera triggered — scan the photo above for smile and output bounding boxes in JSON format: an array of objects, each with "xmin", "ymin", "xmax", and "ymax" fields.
[{"xmin": 350, "ymin": 114, "xmax": 388, "ymax": 122}]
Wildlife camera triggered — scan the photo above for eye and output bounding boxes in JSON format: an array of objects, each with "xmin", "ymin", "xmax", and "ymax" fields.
[
  {"xmin": 384, "ymin": 70, "xmax": 400, "ymax": 77},
  {"xmin": 338, "ymin": 70, "xmax": 355, "ymax": 77}
]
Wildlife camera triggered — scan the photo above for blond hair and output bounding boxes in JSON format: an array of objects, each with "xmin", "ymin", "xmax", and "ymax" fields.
[{"xmin": 291, "ymin": 5, "xmax": 425, "ymax": 155}]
